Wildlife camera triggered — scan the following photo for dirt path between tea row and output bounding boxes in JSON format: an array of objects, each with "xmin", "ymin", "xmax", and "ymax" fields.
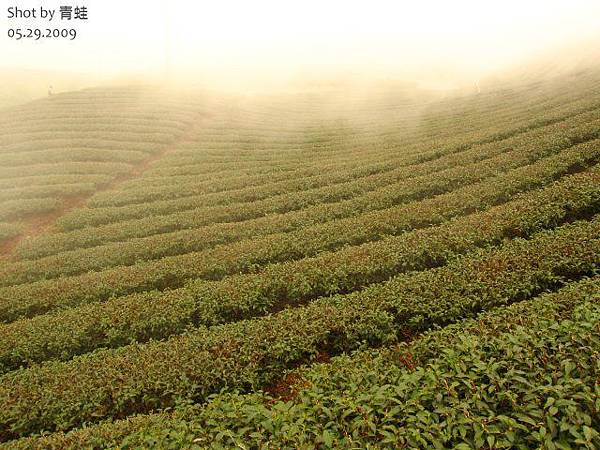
[{"xmin": 0, "ymin": 112, "xmax": 210, "ymax": 259}]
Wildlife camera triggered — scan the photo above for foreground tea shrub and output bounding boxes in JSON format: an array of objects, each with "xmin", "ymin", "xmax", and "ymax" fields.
[
  {"xmin": 0, "ymin": 216, "xmax": 597, "ymax": 440},
  {"xmin": 8, "ymin": 276, "xmax": 599, "ymax": 449}
]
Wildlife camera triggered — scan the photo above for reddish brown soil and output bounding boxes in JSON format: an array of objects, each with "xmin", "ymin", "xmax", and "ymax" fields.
[
  {"xmin": 265, "ymin": 373, "xmax": 310, "ymax": 404},
  {"xmin": 0, "ymin": 113, "xmax": 208, "ymax": 259},
  {"xmin": 315, "ymin": 351, "xmax": 331, "ymax": 363},
  {"xmin": 264, "ymin": 351, "xmax": 329, "ymax": 403},
  {"xmin": 0, "ymin": 196, "xmax": 89, "ymax": 257}
]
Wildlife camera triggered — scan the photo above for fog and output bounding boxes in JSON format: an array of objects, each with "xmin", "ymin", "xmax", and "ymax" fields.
[{"xmin": 1, "ymin": 0, "xmax": 600, "ymax": 97}]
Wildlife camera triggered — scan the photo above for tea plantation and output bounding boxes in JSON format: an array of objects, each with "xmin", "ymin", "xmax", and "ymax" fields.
[{"xmin": 0, "ymin": 69, "xmax": 599, "ymax": 448}]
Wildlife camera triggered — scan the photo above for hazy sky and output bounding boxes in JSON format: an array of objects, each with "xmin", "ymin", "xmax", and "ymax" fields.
[{"xmin": 2, "ymin": 0, "xmax": 600, "ymax": 82}]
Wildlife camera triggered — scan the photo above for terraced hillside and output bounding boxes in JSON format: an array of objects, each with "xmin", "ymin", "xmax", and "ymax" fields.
[
  {"xmin": 0, "ymin": 68, "xmax": 599, "ymax": 449},
  {"xmin": 0, "ymin": 88, "xmax": 206, "ymax": 254}
]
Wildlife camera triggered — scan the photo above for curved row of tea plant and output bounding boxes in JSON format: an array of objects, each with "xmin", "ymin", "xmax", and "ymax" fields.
[
  {"xmin": 0, "ymin": 216, "xmax": 597, "ymax": 440},
  {"xmin": 0, "ymin": 198, "xmax": 62, "ymax": 222},
  {"xmin": 0, "ymin": 223, "xmax": 21, "ymax": 245},
  {"xmin": 20, "ymin": 108, "xmax": 600, "ymax": 259},
  {"xmin": 152, "ymin": 81, "xmax": 600, "ymax": 171},
  {"xmin": 7, "ymin": 128, "xmax": 596, "ymax": 283},
  {"xmin": 83, "ymin": 104, "xmax": 600, "ymax": 209},
  {"xmin": 21, "ymin": 276, "xmax": 598, "ymax": 450},
  {"xmin": 0, "ymin": 135, "xmax": 584, "ymax": 286},
  {"xmin": 0, "ymin": 162, "xmax": 133, "ymax": 180},
  {"xmin": 0, "ymin": 88, "xmax": 203, "ymax": 239},
  {"xmin": 0, "ymin": 174, "xmax": 113, "ymax": 191},
  {"xmin": 94, "ymin": 93, "xmax": 596, "ymax": 190},
  {"xmin": 58, "ymin": 91, "xmax": 600, "ymax": 229},
  {"xmin": 0, "ymin": 139, "xmax": 165, "ymax": 156},
  {"xmin": 0, "ymin": 168, "xmax": 598, "ymax": 370},
  {"xmin": 0, "ymin": 183, "xmax": 101, "ymax": 203},
  {"xmin": 0, "ymin": 148, "xmax": 153, "ymax": 167},
  {"xmin": 1, "ymin": 141, "xmax": 598, "ymax": 322}
]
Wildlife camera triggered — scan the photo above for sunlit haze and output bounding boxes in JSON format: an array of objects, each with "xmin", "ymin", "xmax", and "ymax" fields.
[{"xmin": 2, "ymin": 0, "xmax": 600, "ymax": 89}]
